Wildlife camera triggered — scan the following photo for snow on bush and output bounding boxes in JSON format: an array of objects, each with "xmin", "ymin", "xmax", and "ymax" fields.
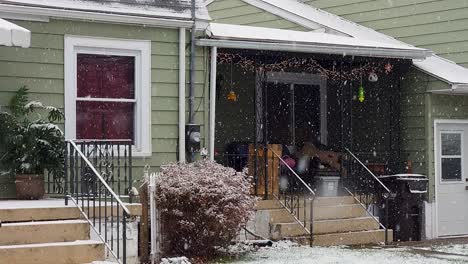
[{"xmin": 154, "ymin": 160, "xmax": 257, "ymax": 257}]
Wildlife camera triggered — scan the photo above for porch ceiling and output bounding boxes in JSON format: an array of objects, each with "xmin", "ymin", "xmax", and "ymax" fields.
[
  {"xmin": 0, "ymin": 18, "xmax": 30, "ymax": 48},
  {"xmin": 198, "ymin": 23, "xmax": 432, "ymax": 60}
]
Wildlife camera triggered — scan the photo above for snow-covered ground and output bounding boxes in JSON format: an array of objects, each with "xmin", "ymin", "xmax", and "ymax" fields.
[{"xmin": 224, "ymin": 241, "xmax": 468, "ymax": 264}]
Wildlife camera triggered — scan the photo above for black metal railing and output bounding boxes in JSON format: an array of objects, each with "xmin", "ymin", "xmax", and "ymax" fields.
[
  {"xmin": 269, "ymin": 148, "xmax": 316, "ymax": 246},
  {"xmin": 64, "ymin": 139, "xmax": 133, "ymax": 264},
  {"xmin": 342, "ymin": 148, "xmax": 392, "ymax": 244},
  {"xmin": 47, "ymin": 139, "xmax": 133, "ymax": 199}
]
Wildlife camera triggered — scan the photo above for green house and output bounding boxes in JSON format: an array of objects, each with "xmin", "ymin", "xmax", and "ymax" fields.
[{"xmin": 1, "ymin": 0, "xmax": 468, "ymax": 246}]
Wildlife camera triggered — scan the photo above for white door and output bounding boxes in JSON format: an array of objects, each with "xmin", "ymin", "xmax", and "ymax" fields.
[{"xmin": 436, "ymin": 122, "xmax": 468, "ymax": 237}]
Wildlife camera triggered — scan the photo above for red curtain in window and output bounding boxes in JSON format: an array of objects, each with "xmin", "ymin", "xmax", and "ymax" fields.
[{"xmin": 76, "ymin": 54, "xmax": 135, "ymax": 141}]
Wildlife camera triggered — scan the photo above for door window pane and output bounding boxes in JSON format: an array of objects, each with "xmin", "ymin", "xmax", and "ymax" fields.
[
  {"xmin": 441, "ymin": 157, "xmax": 462, "ymax": 181},
  {"xmin": 441, "ymin": 133, "xmax": 461, "ymax": 155}
]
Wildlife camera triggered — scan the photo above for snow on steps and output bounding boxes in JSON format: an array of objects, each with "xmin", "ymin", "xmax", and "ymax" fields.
[
  {"xmin": 0, "ymin": 240, "xmax": 105, "ymax": 264},
  {"xmin": 255, "ymin": 196, "xmax": 392, "ymax": 246},
  {"xmin": 290, "ymin": 229, "xmax": 393, "ymax": 247},
  {"xmin": 0, "ymin": 219, "xmax": 90, "ymax": 245}
]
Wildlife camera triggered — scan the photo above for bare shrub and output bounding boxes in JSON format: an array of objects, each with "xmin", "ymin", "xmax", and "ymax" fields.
[{"xmin": 154, "ymin": 160, "xmax": 256, "ymax": 258}]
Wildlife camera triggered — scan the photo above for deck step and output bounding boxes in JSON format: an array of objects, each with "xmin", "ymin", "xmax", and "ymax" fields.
[
  {"xmin": 0, "ymin": 207, "xmax": 81, "ymax": 222},
  {"xmin": 0, "ymin": 240, "xmax": 105, "ymax": 264},
  {"xmin": 290, "ymin": 229, "xmax": 393, "ymax": 246},
  {"xmin": 0, "ymin": 220, "xmax": 90, "ymax": 246}
]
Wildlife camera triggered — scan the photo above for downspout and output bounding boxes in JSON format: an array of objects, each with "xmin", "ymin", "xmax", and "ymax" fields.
[
  {"xmin": 188, "ymin": 0, "xmax": 196, "ymax": 124},
  {"xmin": 209, "ymin": 47, "xmax": 217, "ymax": 160},
  {"xmin": 179, "ymin": 28, "xmax": 186, "ymax": 163}
]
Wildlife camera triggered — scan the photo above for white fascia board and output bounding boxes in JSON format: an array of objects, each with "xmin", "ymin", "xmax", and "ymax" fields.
[
  {"xmin": 242, "ymin": 0, "xmax": 346, "ymax": 34},
  {"xmin": 196, "ymin": 39, "xmax": 430, "ymax": 60},
  {"xmin": 0, "ymin": 4, "xmax": 198, "ymax": 29},
  {"xmin": 0, "ymin": 18, "xmax": 30, "ymax": 47}
]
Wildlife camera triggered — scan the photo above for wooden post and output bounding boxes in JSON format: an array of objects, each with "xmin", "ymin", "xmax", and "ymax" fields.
[{"xmin": 139, "ymin": 182, "xmax": 150, "ymax": 264}]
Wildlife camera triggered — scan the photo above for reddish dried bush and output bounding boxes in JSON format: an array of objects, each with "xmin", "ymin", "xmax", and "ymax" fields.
[{"xmin": 155, "ymin": 160, "xmax": 256, "ymax": 258}]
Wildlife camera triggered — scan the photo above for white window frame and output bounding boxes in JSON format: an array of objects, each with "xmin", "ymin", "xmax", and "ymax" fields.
[
  {"xmin": 65, "ymin": 35, "xmax": 151, "ymax": 157},
  {"xmin": 439, "ymin": 130, "xmax": 464, "ymax": 184}
]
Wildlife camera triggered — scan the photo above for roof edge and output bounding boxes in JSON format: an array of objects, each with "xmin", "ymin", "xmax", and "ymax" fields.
[{"xmin": 0, "ymin": 3, "xmax": 207, "ymax": 29}]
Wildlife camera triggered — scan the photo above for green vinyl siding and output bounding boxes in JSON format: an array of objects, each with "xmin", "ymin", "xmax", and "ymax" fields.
[
  {"xmin": 305, "ymin": 0, "xmax": 468, "ymax": 65},
  {"xmin": 0, "ymin": 19, "xmax": 208, "ymax": 198},
  {"xmin": 208, "ymin": 0, "xmax": 309, "ymax": 31}
]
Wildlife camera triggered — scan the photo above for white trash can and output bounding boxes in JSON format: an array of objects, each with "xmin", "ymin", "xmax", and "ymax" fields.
[{"xmin": 316, "ymin": 176, "xmax": 340, "ymax": 197}]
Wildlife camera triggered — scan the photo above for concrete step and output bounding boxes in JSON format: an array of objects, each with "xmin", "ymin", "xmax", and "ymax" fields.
[
  {"xmin": 258, "ymin": 203, "xmax": 368, "ymax": 224},
  {"xmin": 262, "ymin": 196, "xmax": 356, "ymax": 209},
  {"xmin": 270, "ymin": 217, "xmax": 380, "ymax": 238},
  {"xmin": 0, "ymin": 240, "xmax": 105, "ymax": 264},
  {"xmin": 0, "ymin": 220, "xmax": 90, "ymax": 246},
  {"xmin": 314, "ymin": 196, "xmax": 356, "ymax": 207},
  {"xmin": 313, "ymin": 204, "xmax": 367, "ymax": 220},
  {"xmin": 291, "ymin": 229, "xmax": 393, "ymax": 246}
]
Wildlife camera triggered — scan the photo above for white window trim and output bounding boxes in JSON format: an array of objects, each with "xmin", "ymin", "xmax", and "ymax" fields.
[
  {"xmin": 439, "ymin": 130, "xmax": 464, "ymax": 184},
  {"xmin": 65, "ymin": 35, "xmax": 151, "ymax": 157}
]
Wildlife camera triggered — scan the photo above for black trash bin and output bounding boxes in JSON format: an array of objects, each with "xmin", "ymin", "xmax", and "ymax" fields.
[{"xmin": 379, "ymin": 174, "xmax": 428, "ymax": 242}]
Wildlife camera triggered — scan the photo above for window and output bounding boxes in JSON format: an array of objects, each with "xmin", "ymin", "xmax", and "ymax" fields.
[
  {"xmin": 65, "ymin": 36, "xmax": 151, "ymax": 156},
  {"xmin": 440, "ymin": 132, "xmax": 462, "ymax": 181}
]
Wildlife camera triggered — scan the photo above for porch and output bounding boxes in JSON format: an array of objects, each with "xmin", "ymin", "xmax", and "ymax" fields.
[{"xmin": 199, "ymin": 23, "xmax": 431, "ymax": 246}]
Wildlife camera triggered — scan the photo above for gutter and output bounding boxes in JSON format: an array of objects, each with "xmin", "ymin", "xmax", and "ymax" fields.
[
  {"xmin": 0, "ymin": 4, "xmax": 205, "ymax": 29},
  {"xmin": 196, "ymin": 38, "xmax": 432, "ymax": 60}
]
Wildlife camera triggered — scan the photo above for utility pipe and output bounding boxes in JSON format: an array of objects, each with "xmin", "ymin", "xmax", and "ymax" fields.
[
  {"xmin": 179, "ymin": 28, "xmax": 186, "ymax": 162},
  {"xmin": 209, "ymin": 46, "xmax": 217, "ymax": 160},
  {"xmin": 188, "ymin": 0, "xmax": 196, "ymax": 124}
]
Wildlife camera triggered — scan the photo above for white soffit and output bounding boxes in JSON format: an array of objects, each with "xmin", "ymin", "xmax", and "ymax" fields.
[
  {"xmin": 0, "ymin": 18, "xmax": 30, "ymax": 48},
  {"xmin": 200, "ymin": 23, "xmax": 431, "ymax": 60},
  {"xmin": 245, "ymin": 0, "xmax": 468, "ymax": 90}
]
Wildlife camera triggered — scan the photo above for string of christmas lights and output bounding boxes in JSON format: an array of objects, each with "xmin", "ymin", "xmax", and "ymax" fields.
[{"xmin": 217, "ymin": 52, "xmax": 394, "ymax": 81}]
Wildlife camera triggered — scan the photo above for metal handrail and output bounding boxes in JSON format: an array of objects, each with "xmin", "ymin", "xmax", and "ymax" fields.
[
  {"xmin": 270, "ymin": 149, "xmax": 316, "ymax": 196},
  {"xmin": 269, "ymin": 148, "xmax": 316, "ymax": 246},
  {"xmin": 343, "ymin": 148, "xmax": 392, "ymax": 244},
  {"xmin": 65, "ymin": 139, "xmax": 132, "ymax": 264},
  {"xmin": 67, "ymin": 140, "xmax": 131, "ymax": 215},
  {"xmin": 345, "ymin": 148, "xmax": 391, "ymax": 194}
]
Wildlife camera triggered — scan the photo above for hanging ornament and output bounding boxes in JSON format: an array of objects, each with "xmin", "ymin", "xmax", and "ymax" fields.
[
  {"xmin": 227, "ymin": 90, "xmax": 238, "ymax": 102},
  {"xmin": 368, "ymin": 72, "xmax": 378, "ymax": 82},
  {"xmin": 358, "ymin": 85, "xmax": 365, "ymax": 103},
  {"xmin": 358, "ymin": 72, "xmax": 365, "ymax": 103},
  {"xmin": 227, "ymin": 61, "xmax": 238, "ymax": 102},
  {"xmin": 384, "ymin": 63, "xmax": 393, "ymax": 74}
]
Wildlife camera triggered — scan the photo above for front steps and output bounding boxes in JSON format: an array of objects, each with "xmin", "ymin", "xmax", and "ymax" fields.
[
  {"xmin": 0, "ymin": 200, "xmax": 141, "ymax": 264},
  {"xmin": 255, "ymin": 196, "xmax": 392, "ymax": 246},
  {"xmin": 0, "ymin": 205, "xmax": 105, "ymax": 264}
]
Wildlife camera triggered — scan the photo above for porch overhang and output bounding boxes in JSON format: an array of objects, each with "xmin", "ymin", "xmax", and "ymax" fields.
[
  {"xmin": 198, "ymin": 23, "xmax": 432, "ymax": 60},
  {"xmin": 0, "ymin": 18, "xmax": 30, "ymax": 48},
  {"xmin": 415, "ymin": 55, "xmax": 468, "ymax": 93}
]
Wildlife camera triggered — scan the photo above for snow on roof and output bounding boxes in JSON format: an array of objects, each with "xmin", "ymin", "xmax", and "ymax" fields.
[
  {"xmin": 203, "ymin": 23, "xmax": 431, "ymax": 59},
  {"xmin": 1, "ymin": 0, "xmax": 211, "ymax": 21},
  {"xmin": 245, "ymin": 0, "xmax": 468, "ymax": 88},
  {"xmin": 0, "ymin": 18, "xmax": 30, "ymax": 48}
]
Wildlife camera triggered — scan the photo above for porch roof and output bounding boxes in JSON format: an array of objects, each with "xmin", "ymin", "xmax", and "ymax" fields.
[
  {"xmin": 242, "ymin": 0, "xmax": 468, "ymax": 90},
  {"xmin": 0, "ymin": 18, "xmax": 30, "ymax": 48},
  {"xmin": 198, "ymin": 23, "xmax": 431, "ymax": 60}
]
